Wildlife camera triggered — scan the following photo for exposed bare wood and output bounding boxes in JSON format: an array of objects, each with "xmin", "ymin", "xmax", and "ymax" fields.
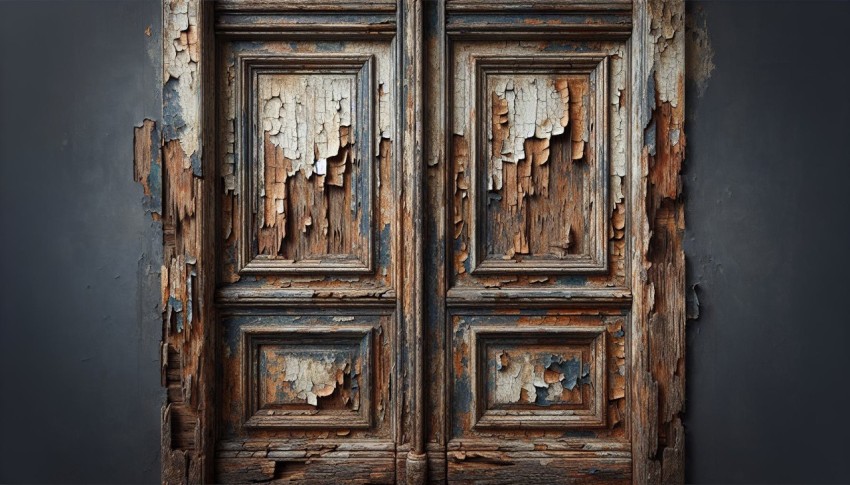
[{"xmin": 134, "ymin": 119, "xmax": 162, "ymax": 216}]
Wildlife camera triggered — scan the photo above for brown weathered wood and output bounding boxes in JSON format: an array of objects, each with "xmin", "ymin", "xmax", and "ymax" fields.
[
  {"xmin": 140, "ymin": 1, "xmax": 684, "ymax": 483},
  {"xmin": 148, "ymin": 1, "xmax": 216, "ymax": 483},
  {"xmin": 630, "ymin": 0, "xmax": 686, "ymax": 483}
]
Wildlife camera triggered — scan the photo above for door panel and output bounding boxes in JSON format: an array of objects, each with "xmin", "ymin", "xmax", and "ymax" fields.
[
  {"xmin": 447, "ymin": 40, "xmax": 628, "ymax": 294},
  {"xmin": 214, "ymin": 22, "xmax": 401, "ymax": 483},
  {"xmin": 218, "ymin": 39, "xmax": 397, "ymax": 294},
  {"xmin": 426, "ymin": 6, "xmax": 634, "ymax": 481}
]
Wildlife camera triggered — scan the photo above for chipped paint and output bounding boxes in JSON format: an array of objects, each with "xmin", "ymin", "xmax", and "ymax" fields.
[
  {"xmin": 133, "ymin": 119, "xmax": 162, "ymax": 215},
  {"xmin": 259, "ymin": 75, "xmax": 353, "ymax": 180},
  {"xmin": 163, "ymin": 0, "xmax": 200, "ymax": 171},
  {"xmin": 487, "ymin": 75, "xmax": 588, "ymax": 192},
  {"xmin": 256, "ymin": 75, "xmax": 355, "ymax": 257},
  {"xmin": 261, "ymin": 350, "xmax": 359, "ymax": 408}
]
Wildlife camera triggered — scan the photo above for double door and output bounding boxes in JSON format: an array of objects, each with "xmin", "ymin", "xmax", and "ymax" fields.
[{"xmin": 213, "ymin": 1, "xmax": 637, "ymax": 482}]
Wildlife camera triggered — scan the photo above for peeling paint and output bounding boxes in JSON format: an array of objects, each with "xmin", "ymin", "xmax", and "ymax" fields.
[
  {"xmin": 634, "ymin": 0, "xmax": 687, "ymax": 482},
  {"xmin": 260, "ymin": 75, "xmax": 354, "ymax": 180},
  {"xmin": 163, "ymin": 0, "xmax": 201, "ymax": 173},
  {"xmin": 261, "ymin": 350, "xmax": 359, "ymax": 408}
]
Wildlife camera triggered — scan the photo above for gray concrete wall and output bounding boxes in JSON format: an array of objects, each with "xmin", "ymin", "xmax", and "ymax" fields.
[{"xmin": 0, "ymin": 1, "xmax": 162, "ymax": 483}]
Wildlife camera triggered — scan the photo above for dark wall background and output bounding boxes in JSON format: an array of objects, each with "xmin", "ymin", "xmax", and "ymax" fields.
[
  {"xmin": 0, "ymin": 1, "xmax": 163, "ymax": 483},
  {"xmin": 1, "ymin": 1, "xmax": 848, "ymax": 483},
  {"xmin": 683, "ymin": 1, "xmax": 850, "ymax": 483}
]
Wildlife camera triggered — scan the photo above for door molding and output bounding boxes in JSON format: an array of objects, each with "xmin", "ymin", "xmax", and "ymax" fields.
[{"xmin": 143, "ymin": 1, "xmax": 685, "ymax": 483}]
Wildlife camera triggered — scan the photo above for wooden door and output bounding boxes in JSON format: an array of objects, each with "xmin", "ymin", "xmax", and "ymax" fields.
[{"xmin": 153, "ymin": 1, "xmax": 686, "ymax": 483}]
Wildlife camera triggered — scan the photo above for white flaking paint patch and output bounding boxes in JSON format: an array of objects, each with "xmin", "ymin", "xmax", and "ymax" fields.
[
  {"xmin": 610, "ymin": 46, "xmax": 628, "ymax": 205},
  {"xmin": 487, "ymin": 75, "xmax": 585, "ymax": 192},
  {"xmin": 164, "ymin": 0, "xmax": 199, "ymax": 159},
  {"xmin": 651, "ymin": 0, "xmax": 685, "ymax": 107},
  {"xmin": 259, "ymin": 75, "xmax": 354, "ymax": 182},
  {"xmin": 494, "ymin": 351, "xmax": 537, "ymax": 404},
  {"xmin": 453, "ymin": 48, "xmax": 469, "ymax": 137},
  {"xmin": 265, "ymin": 352, "xmax": 354, "ymax": 408},
  {"xmin": 377, "ymin": 53, "xmax": 393, "ymax": 143}
]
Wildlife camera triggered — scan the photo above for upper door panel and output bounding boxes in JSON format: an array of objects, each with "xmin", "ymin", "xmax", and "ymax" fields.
[
  {"xmin": 448, "ymin": 40, "xmax": 630, "ymax": 299},
  {"xmin": 218, "ymin": 38, "xmax": 397, "ymax": 302}
]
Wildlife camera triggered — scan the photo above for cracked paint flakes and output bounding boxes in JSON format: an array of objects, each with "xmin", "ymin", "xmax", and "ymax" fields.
[
  {"xmin": 487, "ymin": 75, "xmax": 589, "ymax": 191},
  {"xmin": 260, "ymin": 75, "xmax": 354, "ymax": 179},
  {"xmin": 493, "ymin": 350, "xmax": 588, "ymax": 406},
  {"xmin": 488, "ymin": 76, "xmax": 565, "ymax": 191},
  {"xmin": 163, "ymin": 0, "xmax": 200, "ymax": 167},
  {"xmin": 610, "ymin": 45, "xmax": 628, "ymax": 207},
  {"xmin": 260, "ymin": 349, "xmax": 360, "ymax": 409},
  {"xmin": 257, "ymin": 75, "xmax": 355, "ymax": 257}
]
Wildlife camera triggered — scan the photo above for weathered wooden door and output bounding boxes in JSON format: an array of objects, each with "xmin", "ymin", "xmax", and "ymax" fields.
[{"xmin": 154, "ymin": 0, "xmax": 686, "ymax": 483}]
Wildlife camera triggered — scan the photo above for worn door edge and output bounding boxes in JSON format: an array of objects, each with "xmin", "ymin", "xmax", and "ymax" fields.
[
  {"xmin": 630, "ymin": 0, "xmax": 686, "ymax": 483},
  {"xmin": 132, "ymin": 0, "xmax": 216, "ymax": 483}
]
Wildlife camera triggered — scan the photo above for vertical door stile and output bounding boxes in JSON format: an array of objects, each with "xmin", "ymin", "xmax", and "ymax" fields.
[{"xmin": 400, "ymin": 0, "xmax": 428, "ymax": 482}]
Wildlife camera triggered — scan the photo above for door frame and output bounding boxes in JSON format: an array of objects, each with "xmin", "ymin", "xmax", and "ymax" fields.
[{"xmin": 145, "ymin": 1, "xmax": 686, "ymax": 483}]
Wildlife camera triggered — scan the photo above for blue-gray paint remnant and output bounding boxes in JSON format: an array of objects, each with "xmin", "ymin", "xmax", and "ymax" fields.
[
  {"xmin": 379, "ymin": 223, "xmax": 392, "ymax": 269},
  {"xmin": 167, "ymin": 296, "xmax": 184, "ymax": 333},
  {"xmin": 532, "ymin": 355, "xmax": 592, "ymax": 406},
  {"xmin": 162, "ymin": 78, "xmax": 202, "ymax": 177},
  {"xmin": 162, "ymin": 78, "xmax": 185, "ymax": 143},
  {"xmin": 555, "ymin": 275, "xmax": 588, "ymax": 286}
]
